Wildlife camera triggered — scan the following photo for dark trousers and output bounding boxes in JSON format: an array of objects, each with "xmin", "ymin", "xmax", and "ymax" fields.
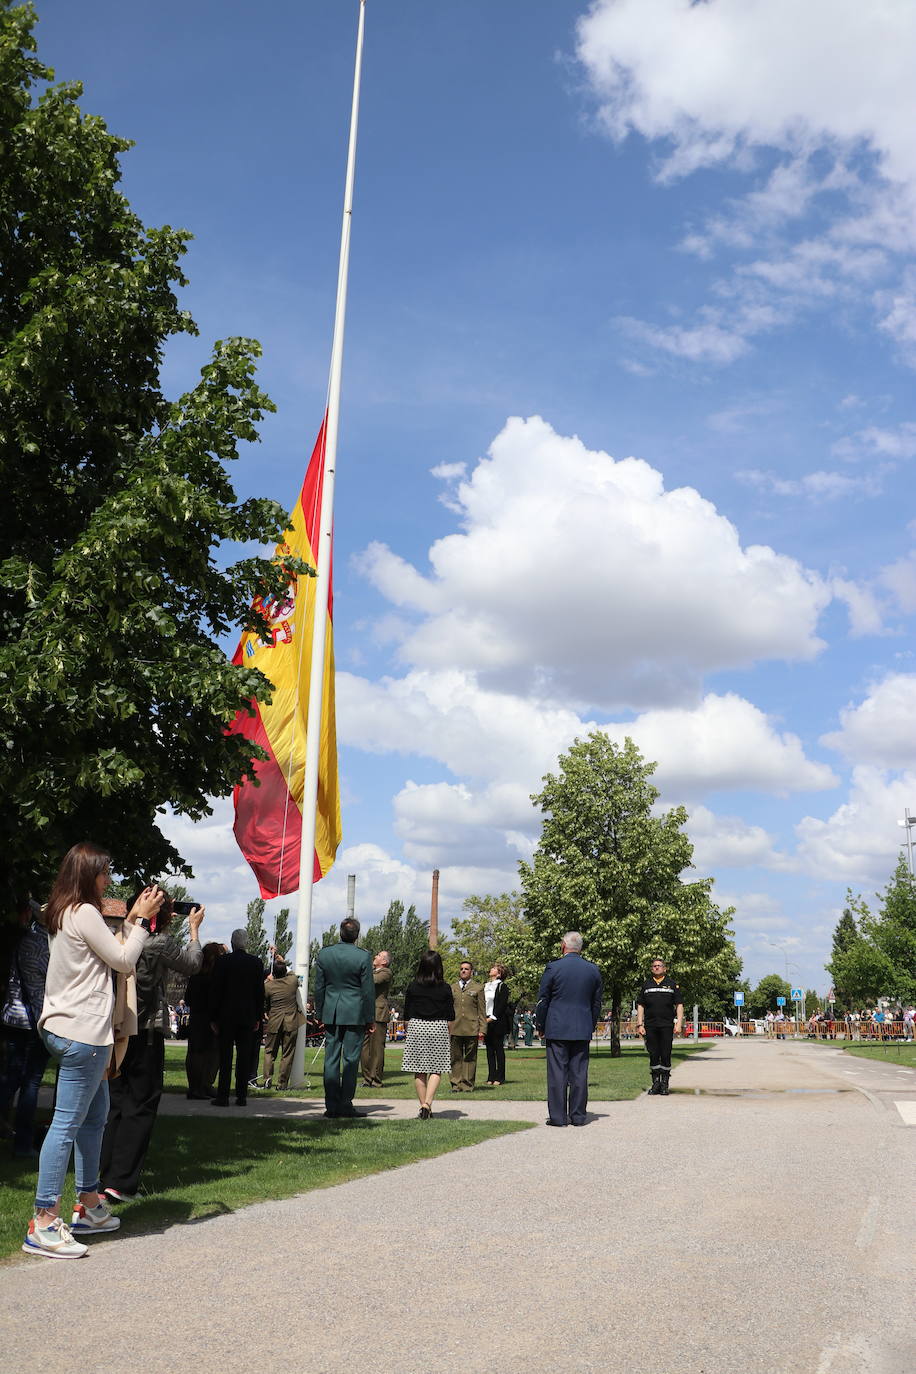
[
  {"xmin": 645, "ymin": 1023, "xmax": 674, "ymax": 1071},
  {"xmin": 216, "ymin": 1022, "xmax": 254, "ymax": 1104},
  {"xmin": 100, "ymin": 1031, "xmax": 165, "ymax": 1194},
  {"xmin": 323, "ymin": 1024, "xmax": 364, "ymax": 1115},
  {"xmin": 0, "ymin": 1027, "xmax": 50, "ymax": 1153},
  {"xmin": 185, "ymin": 1032, "xmax": 219, "ymax": 1097},
  {"xmin": 484, "ymin": 1022, "xmax": 506, "ymax": 1083},
  {"xmin": 546, "ymin": 1038, "xmax": 590, "ymax": 1125}
]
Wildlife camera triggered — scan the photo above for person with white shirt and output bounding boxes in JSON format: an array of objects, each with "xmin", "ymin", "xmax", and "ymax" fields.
[
  {"xmin": 23, "ymin": 842, "xmax": 162, "ymax": 1260},
  {"xmin": 483, "ymin": 963, "xmax": 511, "ymax": 1086}
]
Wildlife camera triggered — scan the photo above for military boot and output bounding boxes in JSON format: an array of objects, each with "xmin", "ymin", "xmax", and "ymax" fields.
[
  {"xmin": 658, "ymin": 1069, "xmax": 671, "ymax": 1095},
  {"xmin": 648, "ymin": 1069, "xmax": 660, "ymax": 1095}
]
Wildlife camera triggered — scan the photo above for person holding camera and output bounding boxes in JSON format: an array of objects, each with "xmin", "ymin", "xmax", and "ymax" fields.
[
  {"xmin": 99, "ymin": 895, "xmax": 204, "ymax": 1202},
  {"xmin": 23, "ymin": 843, "xmax": 163, "ymax": 1260}
]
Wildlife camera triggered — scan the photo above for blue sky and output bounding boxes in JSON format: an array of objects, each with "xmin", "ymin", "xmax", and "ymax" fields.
[{"xmin": 37, "ymin": 0, "xmax": 916, "ymax": 993}]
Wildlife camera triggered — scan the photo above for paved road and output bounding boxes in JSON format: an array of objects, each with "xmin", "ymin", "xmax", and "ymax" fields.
[{"xmin": 3, "ymin": 1042, "xmax": 914, "ymax": 1374}]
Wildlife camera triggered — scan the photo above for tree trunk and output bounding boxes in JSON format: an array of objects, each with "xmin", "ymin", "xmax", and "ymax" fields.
[{"xmin": 610, "ymin": 987, "xmax": 622, "ymax": 1058}]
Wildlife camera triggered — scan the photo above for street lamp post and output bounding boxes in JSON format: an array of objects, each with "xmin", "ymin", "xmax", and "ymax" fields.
[
  {"xmin": 765, "ymin": 939, "xmax": 800, "ymax": 1035},
  {"xmin": 898, "ymin": 808, "xmax": 916, "ymax": 876}
]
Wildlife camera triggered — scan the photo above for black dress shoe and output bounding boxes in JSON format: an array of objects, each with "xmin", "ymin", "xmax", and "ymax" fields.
[
  {"xmin": 571, "ymin": 1119, "xmax": 587, "ymax": 1127},
  {"xmin": 323, "ymin": 1110, "xmax": 340, "ymax": 1118},
  {"xmin": 545, "ymin": 1118, "xmax": 568, "ymax": 1127}
]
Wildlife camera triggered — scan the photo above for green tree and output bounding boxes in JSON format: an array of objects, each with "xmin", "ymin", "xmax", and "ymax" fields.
[
  {"xmin": 519, "ymin": 732, "xmax": 739, "ymax": 1055},
  {"xmin": 450, "ymin": 893, "xmax": 540, "ymax": 1002},
  {"xmin": 245, "ymin": 897, "xmax": 269, "ymax": 968},
  {"xmin": 872, "ymin": 857, "xmax": 916, "ymax": 1003},
  {"xmin": 272, "ymin": 907, "xmax": 293, "ymax": 962},
  {"xmin": 307, "ymin": 926, "xmax": 339, "ymax": 998},
  {"xmin": 361, "ymin": 900, "xmax": 431, "ymax": 1002},
  {"xmin": 747, "ymin": 973, "xmax": 792, "ymax": 1017},
  {"xmin": 828, "ymin": 896, "xmax": 866, "ymax": 1006},
  {"xmin": 0, "ymin": 3, "xmax": 308, "ymax": 903}
]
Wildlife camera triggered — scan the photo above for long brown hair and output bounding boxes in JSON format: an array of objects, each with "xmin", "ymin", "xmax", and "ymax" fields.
[{"xmin": 44, "ymin": 842, "xmax": 112, "ymax": 935}]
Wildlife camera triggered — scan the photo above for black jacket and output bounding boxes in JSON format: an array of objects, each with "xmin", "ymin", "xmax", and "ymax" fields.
[{"xmin": 209, "ymin": 949, "xmax": 266, "ymax": 1028}]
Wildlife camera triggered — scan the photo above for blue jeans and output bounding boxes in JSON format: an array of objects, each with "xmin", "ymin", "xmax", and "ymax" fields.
[
  {"xmin": 0, "ymin": 1027, "xmax": 50, "ymax": 1153},
  {"xmin": 35, "ymin": 1030, "xmax": 110, "ymax": 1211}
]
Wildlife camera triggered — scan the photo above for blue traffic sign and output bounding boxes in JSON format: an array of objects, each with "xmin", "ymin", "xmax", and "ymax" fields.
[
  {"xmin": 776, "ymin": 996, "xmax": 786, "ymax": 1007},
  {"xmin": 791, "ymin": 987, "xmax": 803, "ymax": 1001},
  {"xmin": 733, "ymin": 992, "xmax": 745, "ymax": 1006}
]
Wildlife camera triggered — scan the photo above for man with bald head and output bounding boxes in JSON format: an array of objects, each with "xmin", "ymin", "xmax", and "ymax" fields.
[
  {"xmin": 535, "ymin": 932, "xmax": 603, "ymax": 1127},
  {"xmin": 360, "ymin": 950, "xmax": 392, "ymax": 1088}
]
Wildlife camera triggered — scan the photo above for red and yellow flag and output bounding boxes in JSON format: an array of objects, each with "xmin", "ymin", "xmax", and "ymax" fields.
[{"xmin": 229, "ymin": 422, "xmax": 341, "ymax": 897}]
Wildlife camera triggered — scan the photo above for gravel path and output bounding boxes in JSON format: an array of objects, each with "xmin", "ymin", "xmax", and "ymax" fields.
[{"xmin": 3, "ymin": 1041, "xmax": 914, "ymax": 1373}]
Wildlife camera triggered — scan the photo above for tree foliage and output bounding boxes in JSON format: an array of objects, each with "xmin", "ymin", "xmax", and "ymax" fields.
[
  {"xmin": 0, "ymin": 3, "xmax": 305, "ymax": 905},
  {"xmin": 826, "ymin": 862, "xmax": 916, "ymax": 1006},
  {"xmin": 244, "ymin": 897, "xmax": 269, "ymax": 969},
  {"xmin": 272, "ymin": 907, "xmax": 293, "ymax": 962},
  {"xmin": 519, "ymin": 732, "xmax": 740, "ymax": 1054},
  {"xmin": 747, "ymin": 973, "xmax": 792, "ymax": 1016},
  {"xmin": 361, "ymin": 900, "xmax": 432, "ymax": 1003},
  {"xmin": 449, "ymin": 892, "xmax": 540, "ymax": 1001}
]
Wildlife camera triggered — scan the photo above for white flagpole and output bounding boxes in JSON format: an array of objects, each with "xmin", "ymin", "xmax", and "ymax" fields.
[{"xmin": 291, "ymin": 0, "xmax": 367, "ymax": 1083}]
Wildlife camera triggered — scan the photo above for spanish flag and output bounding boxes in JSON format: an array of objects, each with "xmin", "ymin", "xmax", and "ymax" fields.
[{"xmin": 229, "ymin": 422, "xmax": 342, "ymax": 897}]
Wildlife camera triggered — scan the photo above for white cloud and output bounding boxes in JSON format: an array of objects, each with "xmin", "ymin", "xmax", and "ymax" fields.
[
  {"xmin": 616, "ymin": 314, "xmax": 752, "ymax": 364},
  {"xmin": 822, "ymin": 674, "xmax": 916, "ymax": 769},
  {"xmin": 340, "ymin": 668, "xmax": 834, "ymax": 799},
  {"xmin": 880, "ymin": 551, "xmax": 916, "ymax": 614},
  {"xmin": 355, "ymin": 416, "xmax": 835, "ymax": 711},
  {"xmin": 737, "ymin": 468, "xmax": 885, "ymax": 501},
  {"xmin": 795, "ymin": 765, "xmax": 916, "ymax": 882},
  {"xmin": 577, "ymin": 0, "xmax": 916, "ymax": 189},
  {"xmin": 576, "ymin": 0, "xmax": 916, "ymax": 363},
  {"xmin": 613, "ymin": 693, "xmax": 837, "ymax": 797},
  {"xmin": 687, "ymin": 804, "xmax": 787, "ymax": 872},
  {"xmin": 832, "ymin": 421, "xmax": 916, "ymax": 462}
]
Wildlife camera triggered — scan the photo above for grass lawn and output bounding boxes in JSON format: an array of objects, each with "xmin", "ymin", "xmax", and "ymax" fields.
[
  {"xmin": 0, "ymin": 1114, "xmax": 531, "ymax": 1263},
  {"xmin": 161, "ymin": 1039, "xmax": 709, "ymax": 1102},
  {"xmin": 841, "ymin": 1042, "xmax": 916, "ymax": 1067}
]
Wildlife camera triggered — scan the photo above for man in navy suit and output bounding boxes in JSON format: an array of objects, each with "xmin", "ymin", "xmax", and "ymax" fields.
[{"xmin": 536, "ymin": 932, "xmax": 603, "ymax": 1127}]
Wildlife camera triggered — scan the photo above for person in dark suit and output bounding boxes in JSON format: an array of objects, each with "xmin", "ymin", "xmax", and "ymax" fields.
[
  {"xmin": 483, "ymin": 964, "xmax": 511, "ymax": 1086},
  {"xmin": 208, "ymin": 929, "xmax": 265, "ymax": 1107},
  {"xmin": 314, "ymin": 918, "xmax": 375, "ymax": 1118},
  {"xmin": 535, "ymin": 932, "xmax": 603, "ymax": 1127}
]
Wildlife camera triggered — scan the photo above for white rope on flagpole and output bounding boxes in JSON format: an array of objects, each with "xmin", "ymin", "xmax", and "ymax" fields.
[{"xmin": 290, "ymin": 0, "xmax": 367, "ymax": 1085}]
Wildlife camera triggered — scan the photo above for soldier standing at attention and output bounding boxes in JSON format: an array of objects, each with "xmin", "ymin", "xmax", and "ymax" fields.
[{"xmin": 635, "ymin": 957, "xmax": 683, "ymax": 1096}]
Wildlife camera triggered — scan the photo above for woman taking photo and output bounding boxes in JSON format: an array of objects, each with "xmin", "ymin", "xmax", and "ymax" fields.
[
  {"xmin": 402, "ymin": 950, "xmax": 454, "ymax": 1119},
  {"xmin": 23, "ymin": 842, "xmax": 162, "ymax": 1260}
]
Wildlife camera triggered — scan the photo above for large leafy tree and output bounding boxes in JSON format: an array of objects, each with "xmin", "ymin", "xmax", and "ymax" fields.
[
  {"xmin": 519, "ymin": 732, "xmax": 739, "ymax": 1055},
  {"xmin": 0, "ymin": 3, "xmax": 300, "ymax": 903}
]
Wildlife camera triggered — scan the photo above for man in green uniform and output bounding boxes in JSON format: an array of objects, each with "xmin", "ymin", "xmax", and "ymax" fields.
[
  {"xmin": 449, "ymin": 960, "xmax": 487, "ymax": 1092},
  {"xmin": 314, "ymin": 919, "xmax": 375, "ymax": 1118},
  {"xmin": 635, "ymin": 957, "xmax": 683, "ymax": 1096}
]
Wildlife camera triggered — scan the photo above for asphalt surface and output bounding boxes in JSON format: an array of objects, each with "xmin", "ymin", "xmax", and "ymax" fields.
[{"xmin": 3, "ymin": 1040, "xmax": 914, "ymax": 1374}]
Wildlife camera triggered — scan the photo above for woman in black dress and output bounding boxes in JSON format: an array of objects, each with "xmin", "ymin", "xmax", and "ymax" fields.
[{"xmin": 402, "ymin": 950, "xmax": 454, "ymax": 1119}]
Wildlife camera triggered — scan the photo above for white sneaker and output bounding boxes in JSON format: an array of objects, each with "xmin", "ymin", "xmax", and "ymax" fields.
[
  {"xmin": 22, "ymin": 1216, "xmax": 89, "ymax": 1259},
  {"xmin": 70, "ymin": 1201, "xmax": 120, "ymax": 1234}
]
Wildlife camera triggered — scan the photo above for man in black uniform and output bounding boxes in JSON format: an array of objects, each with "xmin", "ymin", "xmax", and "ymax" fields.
[{"xmin": 635, "ymin": 957, "xmax": 683, "ymax": 1096}]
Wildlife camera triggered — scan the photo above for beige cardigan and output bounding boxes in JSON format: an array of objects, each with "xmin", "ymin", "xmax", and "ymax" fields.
[{"xmin": 39, "ymin": 903, "xmax": 148, "ymax": 1047}]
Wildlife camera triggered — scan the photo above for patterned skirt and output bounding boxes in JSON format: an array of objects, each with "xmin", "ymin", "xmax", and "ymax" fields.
[{"xmin": 401, "ymin": 1018, "xmax": 451, "ymax": 1074}]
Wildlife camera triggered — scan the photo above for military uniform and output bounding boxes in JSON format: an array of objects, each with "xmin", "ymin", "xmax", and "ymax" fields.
[
  {"xmin": 360, "ymin": 964, "xmax": 392, "ymax": 1087},
  {"xmin": 449, "ymin": 978, "xmax": 486, "ymax": 1090}
]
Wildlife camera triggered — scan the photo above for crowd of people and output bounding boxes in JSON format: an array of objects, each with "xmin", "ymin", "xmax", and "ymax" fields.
[{"xmin": 1, "ymin": 837, "xmax": 785, "ymax": 1261}]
